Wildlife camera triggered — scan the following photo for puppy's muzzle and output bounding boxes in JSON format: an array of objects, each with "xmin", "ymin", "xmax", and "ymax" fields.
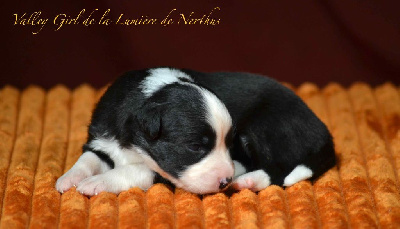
[{"xmin": 219, "ymin": 177, "xmax": 232, "ymax": 190}]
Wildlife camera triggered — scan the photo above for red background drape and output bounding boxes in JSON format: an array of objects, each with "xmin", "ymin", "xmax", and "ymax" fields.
[{"xmin": 2, "ymin": 1, "xmax": 400, "ymax": 89}]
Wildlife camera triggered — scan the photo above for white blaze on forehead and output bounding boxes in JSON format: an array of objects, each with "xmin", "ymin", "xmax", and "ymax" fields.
[
  {"xmin": 199, "ymin": 88, "xmax": 232, "ymax": 150},
  {"xmin": 140, "ymin": 68, "xmax": 193, "ymax": 97}
]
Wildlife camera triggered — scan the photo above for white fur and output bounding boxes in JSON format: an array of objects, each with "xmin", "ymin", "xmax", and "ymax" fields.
[
  {"xmin": 56, "ymin": 151, "xmax": 110, "ymax": 193},
  {"xmin": 57, "ymin": 68, "xmax": 235, "ymax": 195},
  {"xmin": 178, "ymin": 148, "xmax": 234, "ymax": 194},
  {"xmin": 167, "ymin": 86, "xmax": 234, "ymax": 194},
  {"xmin": 89, "ymin": 138, "xmax": 144, "ymax": 166},
  {"xmin": 283, "ymin": 164, "xmax": 313, "ymax": 186},
  {"xmin": 199, "ymin": 88, "xmax": 232, "ymax": 153},
  {"xmin": 140, "ymin": 68, "xmax": 193, "ymax": 97},
  {"xmin": 138, "ymin": 152, "xmax": 182, "ymax": 186},
  {"xmin": 141, "ymin": 67, "xmax": 232, "ymax": 152},
  {"xmin": 233, "ymin": 169, "xmax": 271, "ymax": 191},
  {"xmin": 56, "ymin": 138, "xmax": 151, "ymax": 194},
  {"xmin": 139, "ymin": 68, "xmax": 234, "ymax": 193},
  {"xmin": 233, "ymin": 160, "xmax": 247, "ymax": 178},
  {"xmin": 138, "ymin": 146, "xmax": 234, "ymax": 194},
  {"xmin": 140, "ymin": 68, "xmax": 233, "ymax": 146},
  {"xmin": 76, "ymin": 164, "xmax": 154, "ymax": 195}
]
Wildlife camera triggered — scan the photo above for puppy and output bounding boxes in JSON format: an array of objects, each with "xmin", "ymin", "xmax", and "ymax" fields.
[{"xmin": 56, "ymin": 67, "xmax": 335, "ymax": 195}]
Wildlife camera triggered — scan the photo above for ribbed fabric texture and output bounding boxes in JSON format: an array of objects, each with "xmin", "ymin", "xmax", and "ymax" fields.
[{"xmin": 0, "ymin": 82, "xmax": 399, "ymax": 228}]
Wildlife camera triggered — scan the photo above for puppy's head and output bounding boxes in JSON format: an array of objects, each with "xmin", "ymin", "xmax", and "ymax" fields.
[{"xmin": 136, "ymin": 83, "xmax": 234, "ymax": 194}]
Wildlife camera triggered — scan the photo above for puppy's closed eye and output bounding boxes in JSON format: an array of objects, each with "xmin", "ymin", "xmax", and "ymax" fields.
[
  {"xmin": 187, "ymin": 136, "xmax": 211, "ymax": 152},
  {"xmin": 187, "ymin": 144, "xmax": 204, "ymax": 152}
]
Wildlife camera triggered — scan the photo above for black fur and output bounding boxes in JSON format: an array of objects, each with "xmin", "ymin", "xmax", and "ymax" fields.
[
  {"xmin": 87, "ymin": 74, "xmax": 217, "ymax": 179},
  {"xmin": 82, "ymin": 134, "xmax": 115, "ymax": 169},
  {"xmin": 183, "ymin": 70, "xmax": 336, "ymax": 185},
  {"xmin": 82, "ymin": 144, "xmax": 115, "ymax": 169},
  {"xmin": 85, "ymin": 67, "xmax": 335, "ymax": 188}
]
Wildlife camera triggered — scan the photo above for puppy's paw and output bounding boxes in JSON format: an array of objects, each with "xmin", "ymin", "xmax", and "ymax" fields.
[
  {"xmin": 232, "ymin": 170, "xmax": 271, "ymax": 192},
  {"xmin": 233, "ymin": 176, "xmax": 255, "ymax": 190},
  {"xmin": 56, "ymin": 167, "xmax": 92, "ymax": 193},
  {"xmin": 76, "ymin": 164, "xmax": 155, "ymax": 196},
  {"xmin": 76, "ymin": 174, "xmax": 113, "ymax": 196}
]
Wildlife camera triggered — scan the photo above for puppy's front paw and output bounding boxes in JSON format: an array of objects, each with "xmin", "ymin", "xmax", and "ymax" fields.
[
  {"xmin": 76, "ymin": 164, "xmax": 155, "ymax": 196},
  {"xmin": 232, "ymin": 170, "xmax": 271, "ymax": 192},
  {"xmin": 56, "ymin": 167, "xmax": 91, "ymax": 193},
  {"xmin": 76, "ymin": 173, "xmax": 124, "ymax": 196},
  {"xmin": 233, "ymin": 176, "xmax": 256, "ymax": 190}
]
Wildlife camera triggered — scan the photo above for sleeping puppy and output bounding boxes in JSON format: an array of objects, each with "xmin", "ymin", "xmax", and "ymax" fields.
[{"xmin": 56, "ymin": 67, "xmax": 336, "ymax": 195}]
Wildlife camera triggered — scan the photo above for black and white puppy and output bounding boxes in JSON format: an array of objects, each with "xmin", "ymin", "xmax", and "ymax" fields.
[{"xmin": 56, "ymin": 67, "xmax": 335, "ymax": 195}]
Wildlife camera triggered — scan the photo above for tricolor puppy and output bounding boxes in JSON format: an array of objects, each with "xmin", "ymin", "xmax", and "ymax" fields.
[{"xmin": 56, "ymin": 67, "xmax": 336, "ymax": 195}]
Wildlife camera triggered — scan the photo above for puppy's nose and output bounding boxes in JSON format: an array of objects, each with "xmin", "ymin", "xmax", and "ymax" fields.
[{"xmin": 219, "ymin": 177, "xmax": 232, "ymax": 190}]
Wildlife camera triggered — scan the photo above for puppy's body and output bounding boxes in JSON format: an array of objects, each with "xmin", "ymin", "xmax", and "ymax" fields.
[
  {"xmin": 56, "ymin": 67, "xmax": 335, "ymax": 195},
  {"xmin": 186, "ymin": 70, "xmax": 335, "ymax": 187}
]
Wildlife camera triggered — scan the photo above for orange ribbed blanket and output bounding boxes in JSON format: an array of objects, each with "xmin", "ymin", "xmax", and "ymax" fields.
[{"xmin": 0, "ymin": 82, "xmax": 399, "ymax": 229}]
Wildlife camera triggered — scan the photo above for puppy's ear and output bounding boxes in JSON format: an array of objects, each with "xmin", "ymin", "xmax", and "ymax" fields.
[{"xmin": 136, "ymin": 102, "xmax": 164, "ymax": 140}]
